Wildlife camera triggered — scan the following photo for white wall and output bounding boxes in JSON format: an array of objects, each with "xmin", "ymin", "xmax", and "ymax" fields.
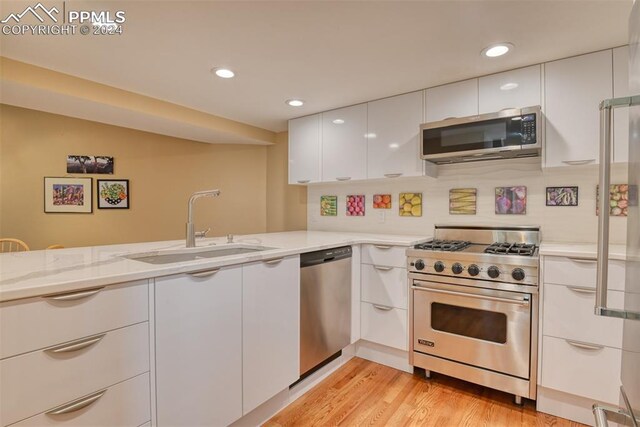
[{"xmin": 307, "ymin": 158, "xmax": 628, "ymax": 244}]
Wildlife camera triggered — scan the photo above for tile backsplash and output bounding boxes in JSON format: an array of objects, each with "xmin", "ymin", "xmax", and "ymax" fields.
[{"xmin": 307, "ymin": 158, "xmax": 629, "ymax": 244}]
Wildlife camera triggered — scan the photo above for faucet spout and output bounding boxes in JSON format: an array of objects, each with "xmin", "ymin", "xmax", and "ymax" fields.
[{"xmin": 186, "ymin": 189, "xmax": 221, "ymax": 248}]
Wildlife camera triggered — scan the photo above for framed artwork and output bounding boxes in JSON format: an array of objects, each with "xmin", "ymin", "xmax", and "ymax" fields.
[
  {"xmin": 67, "ymin": 155, "xmax": 114, "ymax": 174},
  {"xmin": 44, "ymin": 177, "xmax": 93, "ymax": 213},
  {"xmin": 449, "ymin": 188, "xmax": 477, "ymax": 215},
  {"xmin": 596, "ymin": 184, "xmax": 628, "ymax": 217},
  {"xmin": 97, "ymin": 179, "xmax": 130, "ymax": 209},
  {"xmin": 546, "ymin": 187, "xmax": 579, "ymax": 206},
  {"xmin": 399, "ymin": 193, "xmax": 422, "ymax": 217},
  {"xmin": 495, "ymin": 186, "xmax": 526, "ymax": 215},
  {"xmin": 320, "ymin": 195, "xmax": 337, "ymax": 216},
  {"xmin": 346, "ymin": 195, "xmax": 365, "ymax": 216},
  {"xmin": 373, "ymin": 194, "xmax": 392, "ymax": 209}
]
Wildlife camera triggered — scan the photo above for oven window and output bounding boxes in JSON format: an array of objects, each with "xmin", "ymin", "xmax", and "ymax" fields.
[{"xmin": 431, "ymin": 303, "xmax": 507, "ymax": 344}]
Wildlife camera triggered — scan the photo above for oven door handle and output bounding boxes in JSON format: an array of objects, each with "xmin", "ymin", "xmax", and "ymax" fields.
[{"xmin": 412, "ymin": 285, "xmax": 530, "ymax": 306}]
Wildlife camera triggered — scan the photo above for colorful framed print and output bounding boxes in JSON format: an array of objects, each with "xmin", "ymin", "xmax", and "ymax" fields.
[
  {"xmin": 495, "ymin": 186, "xmax": 526, "ymax": 215},
  {"xmin": 346, "ymin": 195, "xmax": 365, "ymax": 216},
  {"xmin": 97, "ymin": 179, "xmax": 130, "ymax": 209},
  {"xmin": 373, "ymin": 194, "xmax": 392, "ymax": 209},
  {"xmin": 399, "ymin": 193, "xmax": 422, "ymax": 217},
  {"xmin": 44, "ymin": 177, "xmax": 93, "ymax": 213},
  {"xmin": 546, "ymin": 187, "xmax": 578, "ymax": 206},
  {"xmin": 67, "ymin": 155, "xmax": 114, "ymax": 174},
  {"xmin": 320, "ymin": 195, "xmax": 337, "ymax": 216},
  {"xmin": 596, "ymin": 184, "xmax": 628, "ymax": 217},
  {"xmin": 449, "ymin": 188, "xmax": 477, "ymax": 215}
]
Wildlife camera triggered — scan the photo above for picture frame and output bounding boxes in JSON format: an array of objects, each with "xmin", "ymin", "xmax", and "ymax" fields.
[
  {"xmin": 495, "ymin": 186, "xmax": 527, "ymax": 215},
  {"xmin": 97, "ymin": 179, "xmax": 130, "ymax": 209},
  {"xmin": 44, "ymin": 177, "xmax": 93, "ymax": 213},
  {"xmin": 67, "ymin": 155, "xmax": 114, "ymax": 174},
  {"xmin": 545, "ymin": 186, "xmax": 579, "ymax": 207}
]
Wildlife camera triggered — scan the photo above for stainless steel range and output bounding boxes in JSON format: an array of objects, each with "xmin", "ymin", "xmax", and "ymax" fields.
[{"xmin": 408, "ymin": 225, "xmax": 540, "ymax": 404}]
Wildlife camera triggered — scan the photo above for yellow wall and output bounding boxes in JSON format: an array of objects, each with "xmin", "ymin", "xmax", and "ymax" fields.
[{"xmin": 0, "ymin": 105, "xmax": 305, "ymax": 250}]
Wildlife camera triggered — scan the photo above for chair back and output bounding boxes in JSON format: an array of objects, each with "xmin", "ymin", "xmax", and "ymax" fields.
[{"xmin": 0, "ymin": 238, "xmax": 30, "ymax": 253}]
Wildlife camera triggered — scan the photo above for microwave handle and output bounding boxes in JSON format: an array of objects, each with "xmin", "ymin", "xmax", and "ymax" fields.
[{"xmin": 595, "ymin": 95, "xmax": 640, "ymax": 320}]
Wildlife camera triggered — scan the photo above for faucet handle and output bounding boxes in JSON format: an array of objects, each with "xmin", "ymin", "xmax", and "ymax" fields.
[
  {"xmin": 227, "ymin": 234, "xmax": 234, "ymax": 243},
  {"xmin": 195, "ymin": 227, "xmax": 211, "ymax": 238}
]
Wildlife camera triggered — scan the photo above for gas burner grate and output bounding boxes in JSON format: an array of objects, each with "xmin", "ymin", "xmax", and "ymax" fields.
[
  {"xmin": 415, "ymin": 239, "xmax": 471, "ymax": 252},
  {"xmin": 484, "ymin": 242, "xmax": 536, "ymax": 256}
]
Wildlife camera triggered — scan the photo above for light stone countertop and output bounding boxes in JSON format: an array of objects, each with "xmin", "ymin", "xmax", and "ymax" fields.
[
  {"xmin": 0, "ymin": 231, "xmax": 430, "ymax": 302},
  {"xmin": 539, "ymin": 241, "xmax": 627, "ymax": 260}
]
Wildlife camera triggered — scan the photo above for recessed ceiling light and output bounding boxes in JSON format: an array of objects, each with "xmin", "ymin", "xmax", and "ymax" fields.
[
  {"xmin": 286, "ymin": 99, "xmax": 304, "ymax": 107},
  {"xmin": 333, "ymin": 119, "xmax": 345, "ymax": 124},
  {"xmin": 388, "ymin": 143, "xmax": 399, "ymax": 149},
  {"xmin": 212, "ymin": 68, "xmax": 235, "ymax": 78},
  {"xmin": 364, "ymin": 133, "xmax": 377, "ymax": 139},
  {"xmin": 500, "ymin": 82, "xmax": 519, "ymax": 91},
  {"xmin": 482, "ymin": 43, "xmax": 514, "ymax": 58}
]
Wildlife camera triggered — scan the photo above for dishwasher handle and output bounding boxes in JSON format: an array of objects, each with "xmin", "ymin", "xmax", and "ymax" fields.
[{"xmin": 300, "ymin": 246, "xmax": 352, "ymax": 267}]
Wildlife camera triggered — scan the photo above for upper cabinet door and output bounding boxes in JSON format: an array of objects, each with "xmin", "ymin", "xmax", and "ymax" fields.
[
  {"xmin": 544, "ymin": 50, "xmax": 613, "ymax": 168},
  {"xmin": 367, "ymin": 91, "xmax": 423, "ymax": 179},
  {"xmin": 425, "ymin": 79, "xmax": 478, "ymax": 122},
  {"xmin": 479, "ymin": 65, "xmax": 542, "ymax": 114},
  {"xmin": 613, "ymin": 46, "xmax": 629, "ymax": 163},
  {"xmin": 288, "ymin": 114, "xmax": 321, "ymax": 184},
  {"xmin": 322, "ymin": 104, "xmax": 368, "ymax": 182}
]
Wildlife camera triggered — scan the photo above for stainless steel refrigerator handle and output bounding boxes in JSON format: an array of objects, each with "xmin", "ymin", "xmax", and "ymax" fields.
[
  {"xmin": 596, "ymin": 95, "xmax": 640, "ymax": 321},
  {"xmin": 412, "ymin": 285, "xmax": 530, "ymax": 306}
]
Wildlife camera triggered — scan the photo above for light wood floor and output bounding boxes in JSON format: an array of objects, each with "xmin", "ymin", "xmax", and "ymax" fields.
[{"xmin": 265, "ymin": 357, "xmax": 585, "ymax": 427}]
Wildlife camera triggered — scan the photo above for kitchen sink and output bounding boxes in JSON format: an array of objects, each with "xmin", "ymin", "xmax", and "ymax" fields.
[{"xmin": 123, "ymin": 244, "xmax": 274, "ymax": 265}]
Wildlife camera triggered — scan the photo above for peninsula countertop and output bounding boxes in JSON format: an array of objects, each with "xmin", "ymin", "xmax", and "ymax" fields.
[{"xmin": 0, "ymin": 231, "xmax": 430, "ymax": 302}]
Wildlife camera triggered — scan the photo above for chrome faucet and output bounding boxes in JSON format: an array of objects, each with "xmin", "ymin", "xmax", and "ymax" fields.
[{"xmin": 186, "ymin": 189, "xmax": 221, "ymax": 248}]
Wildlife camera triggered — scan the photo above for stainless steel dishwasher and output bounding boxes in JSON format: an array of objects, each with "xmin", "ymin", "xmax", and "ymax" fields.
[{"xmin": 299, "ymin": 246, "xmax": 352, "ymax": 378}]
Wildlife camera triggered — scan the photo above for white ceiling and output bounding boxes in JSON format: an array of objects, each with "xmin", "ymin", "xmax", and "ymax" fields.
[{"xmin": 0, "ymin": 0, "xmax": 633, "ymax": 132}]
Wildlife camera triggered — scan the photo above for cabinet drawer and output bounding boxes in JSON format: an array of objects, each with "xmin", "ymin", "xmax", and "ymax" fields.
[
  {"xmin": 540, "ymin": 336, "xmax": 621, "ymax": 404},
  {"xmin": 0, "ymin": 281, "xmax": 148, "ymax": 359},
  {"xmin": 543, "ymin": 283, "xmax": 624, "ymax": 348},
  {"xmin": 0, "ymin": 322, "xmax": 149, "ymax": 426},
  {"xmin": 11, "ymin": 372, "xmax": 150, "ymax": 427},
  {"xmin": 543, "ymin": 257, "xmax": 625, "ymax": 291},
  {"xmin": 361, "ymin": 265, "xmax": 407, "ymax": 309},
  {"xmin": 360, "ymin": 302, "xmax": 407, "ymax": 350},
  {"xmin": 361, "ymin": 244, "xmax": 407, "ymax": 268}
]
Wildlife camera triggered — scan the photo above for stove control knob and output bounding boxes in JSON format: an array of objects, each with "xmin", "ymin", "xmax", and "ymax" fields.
[
  {"xmin": 452, "ymin": 263, "xmax": 463, "ymax": 274},
  {"xmin": 468, "ymin": 264, "xmax": 480, "ymax": 276},
  {"xmin": 434, "ymin": 261, "xmax": 445, "ymax": 273},
  {"xmin": 487, "ymin": 266, "xmax": 501, "ymax": 279},
  {"xmin": 512, "ymin": 268, "xmax": 525, "ymax": 281},
  {"xmin": 414, "ymin": 259, "xmax": 425, "ymax": 271}
]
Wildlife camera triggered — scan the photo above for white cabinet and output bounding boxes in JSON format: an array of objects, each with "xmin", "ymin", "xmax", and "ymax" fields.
[
  {"xmin": 321, "ymin": 104, "xmax": 367, "ymax": 182},
  {"xmin": 360, "ymin": 303, "xmax": 408, "ymax": 350},
  {"xmin": 613, "ymin": 45, "xmax": 630, "ymax": 163},
  {"xmin": 288, "ymin": 114, "xmax": 321, "ymax": 184},
  {"xmin": 367, "ymin": 92, "xmax": 424, "ymax": 179},
  {"xmin": 155, "ymin": 267, "xmax": 243, "ymax": 427},
  {"xmin": 479, "ymin": 65, "xmax": 541, "ymax": 113},
  {"xmin": 242, "ymin": 256, "xmax": 300, "ymax": 414},
  {"xmin": 544, "ymin": 50, "xmax": 613, "ymax": 167},
  {"xmin": 425, "ymin": 79, "xmax": 478, "ymax": 122},
  {"xmin": 361, "ymin": 265, "xmax": 407, "ymax": 310}
]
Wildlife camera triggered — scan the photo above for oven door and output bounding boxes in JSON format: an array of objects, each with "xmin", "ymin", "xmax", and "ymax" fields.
[{"xmin": 412, "ymin": 279, "xmax": 531, "ymax": 379}]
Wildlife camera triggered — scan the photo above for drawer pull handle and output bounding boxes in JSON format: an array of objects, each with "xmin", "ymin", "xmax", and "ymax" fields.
[
  {"xmin": 264, "ymin": 258, "xmax": 284, "ymax": 265},
  {"xmin": 372, "ymin": 304, "xmax": 393, "ymax": 311},
  {"xmin": 566, "ymin": 339, "xmax": 604, "ymax": 351},
  {"xmin": 188, "ymin": 268, "xmax": 221, "ymax": 278},
  {"xmin": 336, "ymin": 177, "xmax": 351, "ymax": 181},
  {"xmin": 384, "ymin": 173, "xmax": 403, "ymax": 178},
  {"xmin": 44, "ymin": 287, "xmax": 105, "ymax": 302},
  {"xmin": 567, "ymin": 286, "xmax": 597, "ymax": 295},
  {"xmin": 561, "ymin": 159, "xmax": 596, "ymax": 165},
  {"xmin": 296, "ymin": 180, "xmax": 310, "ymax": 184},
  {"xmin": 46, "ymin": 389, "xmax": 107, "ymax": 416},
  {"xmin": 373, "ymin": 245, "xmax": 392, "ymax": 250},
  {"xmin": 374, "ymin": 266, "xmax": 393, "ymax": 271},
  {"xmin": 568, "ymin": 258, "xmax": 597, "ymax": 264},
  {"xmin": 45, "ymin": 333, "xmax": 106, "ymax": 354}
]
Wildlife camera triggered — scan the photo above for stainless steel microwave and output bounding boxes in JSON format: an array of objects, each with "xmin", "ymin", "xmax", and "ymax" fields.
[{"xmin": 420, "ymin": 106, "xmax": 542, "ymax": 164}]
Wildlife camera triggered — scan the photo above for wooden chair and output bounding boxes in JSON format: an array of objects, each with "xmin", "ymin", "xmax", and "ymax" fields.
[
  {"xmin": 46, "ymin": 244, "xmax": 64, "ymax": 250},
  {"xmin": 0, "ymin": 238, "xmax": 30, "ymax": 253}
]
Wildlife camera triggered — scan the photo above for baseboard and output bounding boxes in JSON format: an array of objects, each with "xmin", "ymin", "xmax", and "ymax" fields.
[
  {"xmin": 537, "ymin": 386, "xmax": 613, "ymax": 426},
  {"xmin": 355, "ymin": 340, "xmax": 413, "ymax": 373}
]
